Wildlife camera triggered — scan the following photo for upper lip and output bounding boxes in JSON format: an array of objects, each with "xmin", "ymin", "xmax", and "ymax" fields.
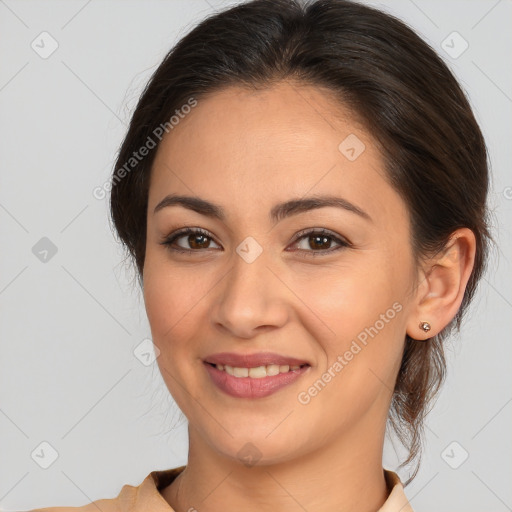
[{"xmin": 204, "ymin": 352, "xmax": 310, "ymax": 368}]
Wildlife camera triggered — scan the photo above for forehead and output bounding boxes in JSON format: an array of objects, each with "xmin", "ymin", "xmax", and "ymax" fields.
[{"xmin": 148, "ymin": 81, "xmax": 407, "ymax": 227}]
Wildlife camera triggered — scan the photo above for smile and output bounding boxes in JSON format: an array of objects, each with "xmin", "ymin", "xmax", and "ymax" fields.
[
  {"xmin": 208, "ymin": 362, "xmax": 307, "ymax": 378},
  {"xmin": 204, "ymin": 361, "xmax": 311, "ymax": 399}
]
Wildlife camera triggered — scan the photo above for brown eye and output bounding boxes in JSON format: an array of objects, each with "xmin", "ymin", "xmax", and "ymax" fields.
[
  {"xmin": 304, "ymin": 234, "xmax": 334, "ymax": 251},
  {"xmin": 160, "ymin": 227, "xmax": 221, "ymax": 254},
  {"xmin": 290, "ymin": 228, "xmax": 350, "ymax": 257},
  {"xmin": 186, "ymin": 233, "xmax": 211, "ymax": 250}
]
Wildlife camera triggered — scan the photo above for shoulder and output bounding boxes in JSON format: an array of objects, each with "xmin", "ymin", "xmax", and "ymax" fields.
[
  {"xmin": 25, "ymin": 496, "xmax": 123, "ymax": 512},
  {"xmin": 23, "ymin": 466, "xmax": 186, "ymax": 512},
  {"xmin": 23, "ymin": 483, "xmax": 136, "ymax": 512}
]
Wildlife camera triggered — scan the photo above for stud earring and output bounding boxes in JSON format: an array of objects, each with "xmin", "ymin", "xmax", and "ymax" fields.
[{"xmin": 419, "ymin": 321, "xmax": 431, "ymax": 333}]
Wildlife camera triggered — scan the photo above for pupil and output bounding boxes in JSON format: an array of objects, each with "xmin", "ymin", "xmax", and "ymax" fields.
[
  {"xmin": 311, "ymin": 235, "xmax": 329, "ymax": 250},
  {"xmin": 190, "ymin": 234, "xmax": 209, "ymax": 249}
]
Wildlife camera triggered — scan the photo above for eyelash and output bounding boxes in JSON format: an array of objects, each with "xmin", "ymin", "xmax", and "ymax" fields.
[{"xmin": 159, "ymin": 227, "xmax": 350, "ymax": 258}]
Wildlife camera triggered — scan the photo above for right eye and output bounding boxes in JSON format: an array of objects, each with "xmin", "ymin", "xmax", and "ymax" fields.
[{"xmin": 160, "ymin": 227, "xmax": 222, "ymax": 254}]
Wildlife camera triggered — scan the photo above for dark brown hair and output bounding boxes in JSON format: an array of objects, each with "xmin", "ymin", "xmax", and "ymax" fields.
[{"xmin": 109, "ymin": 0, "xmax": 494, "ymax": 484}]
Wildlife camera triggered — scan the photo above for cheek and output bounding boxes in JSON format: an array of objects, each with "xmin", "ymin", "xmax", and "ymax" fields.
[
  {"xmin": 142, "ymin": 256, "xmax": 208, "ymax": 410},
  {"xmin": 143, "ymin": 263, "xmax": 191, "ymax": 365},
  {"xmin": 291, "ymin": 259, "xmax": 407, "ymax": 382},
  {"xmin": 292, "ymin": 261, "xmax": 397, "ymax": 334},
  {"xmin": 143, "ymin": 251, "xmax": 211, "ymax": 338},
  {"xmin": 143, "ymin": 271, "xmax": 178, "ymax": 340}
]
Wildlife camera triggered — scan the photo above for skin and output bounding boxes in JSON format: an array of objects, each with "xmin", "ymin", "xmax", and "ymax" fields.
[{"xmin": 142, "ymin": 80, "xmax": 476, "ymax": 512}]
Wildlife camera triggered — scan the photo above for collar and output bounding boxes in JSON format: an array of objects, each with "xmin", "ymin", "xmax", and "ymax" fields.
[{"xmin": 133, "ymin": 466, "xmax": 414, "ymax": 512}]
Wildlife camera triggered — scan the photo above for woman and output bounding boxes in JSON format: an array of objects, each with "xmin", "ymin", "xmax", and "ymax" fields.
[{"xmin": 30, "ymin": 0, "xmax": 492, "ymax": 510}]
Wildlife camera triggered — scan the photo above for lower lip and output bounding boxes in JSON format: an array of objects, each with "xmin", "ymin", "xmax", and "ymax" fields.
[{"xmin": 203, "ymin": 362, "xmax": 310, "ymax": 399}]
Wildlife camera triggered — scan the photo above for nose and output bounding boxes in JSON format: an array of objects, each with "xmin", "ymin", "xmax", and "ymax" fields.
[{"xmin": 211, "ymin": 247, "xmax": 289, "ymax": 339}]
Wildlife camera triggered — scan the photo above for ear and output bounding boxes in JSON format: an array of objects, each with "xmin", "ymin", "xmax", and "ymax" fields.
[{"xmin": 406, "ymin": 228, "xmax": 477, "ymax": 341}]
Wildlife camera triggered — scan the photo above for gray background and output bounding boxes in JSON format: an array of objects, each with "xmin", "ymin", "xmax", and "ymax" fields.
[{"xmin": 0, "ymin": 0, "xmax": 511, "ymax": 510}]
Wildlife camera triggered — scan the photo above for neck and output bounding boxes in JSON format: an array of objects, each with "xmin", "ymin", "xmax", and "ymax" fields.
[{"xmin": 161, "ymin": 417, "xmax": 390, "ymax": 512}]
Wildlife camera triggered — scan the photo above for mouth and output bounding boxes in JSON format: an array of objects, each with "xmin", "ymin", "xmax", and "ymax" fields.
[
  {"xmin": 204, "ymin": 361, "xmax": 310, "ymax": 378},
  {"xmin": 203, "ymin": 355, "xmax": 311, "ymax": 399},
  {"xmin": 204, "ymin": 351, "xmax": 310, "ymax": 369}
]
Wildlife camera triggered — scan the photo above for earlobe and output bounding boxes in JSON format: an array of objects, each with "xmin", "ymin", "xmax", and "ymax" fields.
[{"xmin": 406, "ymin": 228, "xmax": 476, "ymax": 341}]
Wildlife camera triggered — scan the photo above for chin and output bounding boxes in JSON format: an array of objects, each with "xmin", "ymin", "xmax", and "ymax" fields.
[{"xmin": 202, "ymin": 427, "xmax": 308, "ymax": 468}]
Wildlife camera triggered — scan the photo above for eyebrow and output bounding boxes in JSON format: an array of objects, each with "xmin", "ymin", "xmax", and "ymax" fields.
[{"xmin": 153, "ymin": 194, "xmax": 372, "ymax": 223}]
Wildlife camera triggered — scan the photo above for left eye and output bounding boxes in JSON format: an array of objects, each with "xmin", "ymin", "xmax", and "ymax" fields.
[
  {"xmin": 160, "ymin": 227, "xmax": 349, "ymax": 256},
  {"xmin": 288, "ymin": 228, "xmax": 349, "ymax": 256}
]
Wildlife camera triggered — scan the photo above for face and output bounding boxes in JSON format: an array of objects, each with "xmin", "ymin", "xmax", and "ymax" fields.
[{"xmin": 143, "ymin": 81, "xmax": 418, "ymax": 465}]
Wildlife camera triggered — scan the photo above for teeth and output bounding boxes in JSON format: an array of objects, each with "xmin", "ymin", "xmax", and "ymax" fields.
[
  {"xmin": 233, "ymin": 367, "xmax": 248, "ymax": 377},
  {"xmin": 264, "ymin": 364, "xmax": 280, "ymax": 377},
  {"xmin": 249, "ymin": 365, "xmax": 268, "ymax": 378},
  {"xmin": 213, "ymin": 363, "xmax": 304, "ymax": 378}
]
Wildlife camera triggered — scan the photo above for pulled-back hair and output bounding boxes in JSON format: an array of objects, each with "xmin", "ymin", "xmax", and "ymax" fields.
[{"xmin": 109, "ymin": 0, "xmax": 494, "ymax": 483}]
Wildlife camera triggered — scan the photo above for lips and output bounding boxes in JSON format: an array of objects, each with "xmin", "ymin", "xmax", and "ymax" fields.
[
  {"xmin": 204, "ymin": 351, "xmax": 310, "ymax": 368},
  {"xmin": 204, "ymin": 359, "xmax": 311, "ymax": 399}
]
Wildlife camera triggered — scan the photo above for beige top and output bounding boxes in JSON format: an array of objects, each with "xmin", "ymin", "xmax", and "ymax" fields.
[{"xmin": 29, "ymin": 466, "xmax": 414, "ymax": 512}]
